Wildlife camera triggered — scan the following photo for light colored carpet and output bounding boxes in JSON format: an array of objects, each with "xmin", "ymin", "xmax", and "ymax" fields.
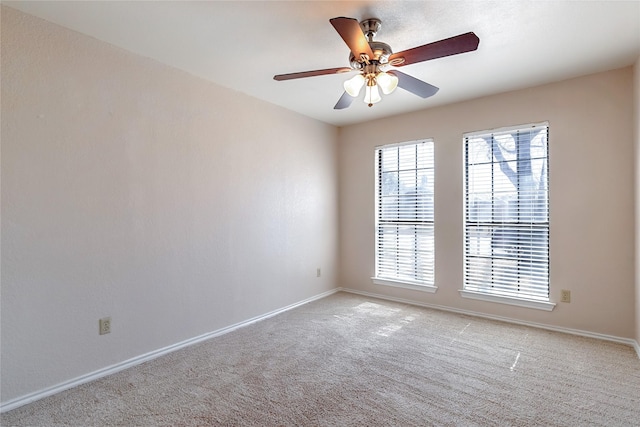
[{"xmin": 2, "ymin": 292, "xmax": 639, "ymax": 426}]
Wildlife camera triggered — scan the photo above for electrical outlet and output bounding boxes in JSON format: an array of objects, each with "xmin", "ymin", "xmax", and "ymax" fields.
[
  {"xmin": 316, "ymin": 268, "xmax": 321, "ymax": 278},
  {"xmin": 99, "ymin": 317, "xmax": 111, "ymax": 335},
  {"xmin": 560, "ymin": 290, "xmax": 571, "ymax": 303}
]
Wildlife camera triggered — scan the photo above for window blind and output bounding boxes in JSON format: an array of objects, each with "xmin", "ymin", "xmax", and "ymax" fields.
[
  {"xmin": 463, "ymin": 123, "xmax": 549, "ymax": 301},
  {"xmin": 375, "ymin": 140, "xmax": 434, "ymax": 286}
]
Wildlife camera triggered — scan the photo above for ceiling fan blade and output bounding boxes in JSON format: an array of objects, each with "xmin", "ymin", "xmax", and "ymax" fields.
[
  {"xmin": 334, "ymin": 92, "xmax": 354, "ymax": 110},
  {"xmin": 389, "ymin": 71, "xmax": 439, "ymax": 98},
  {"xmin": 330, "ymin": 17, "xmax": 375, "ymax": 61},
  {"xmin": 274, "ymin": 67, "xmax": 351, "ymax": 81},
  {"xmin": 389, "ymin": 32, "xmax": 479, "ymax": 66}
]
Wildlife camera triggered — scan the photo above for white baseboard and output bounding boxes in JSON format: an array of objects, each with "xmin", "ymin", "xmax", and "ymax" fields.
[
  {"xmin": 0, "ymin": 288, "xmax": 340, "ymax": 414},
  {"xmin": 339, "ymin": 287, "xmax": 640, "ymax": 354},
  {"xmin": 3, "ymin": 286, "xmax": 637, "ymax": 413}
]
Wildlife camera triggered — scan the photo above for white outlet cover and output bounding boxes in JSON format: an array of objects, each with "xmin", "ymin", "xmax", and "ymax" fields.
[{"xmin": 99, "ymin": 317, "xmax": 111, "ymax": 335}]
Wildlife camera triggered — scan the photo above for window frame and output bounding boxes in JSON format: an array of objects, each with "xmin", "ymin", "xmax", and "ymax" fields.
[
  {"xmin": 461, "ymin": 122, "xmax": 555, "ymax": 311},
  {"xmin": 372, "ymin": 139, "xmax": 437, "ymax": 293}
]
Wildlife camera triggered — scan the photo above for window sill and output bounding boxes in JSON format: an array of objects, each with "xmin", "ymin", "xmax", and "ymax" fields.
[
  {"xmin": 459, "ymin": 289, "xmax": 556, "ymax": 311},
  {"xmin": 372, "ymin": 278, "xmax": 438, "ymax": 293}
]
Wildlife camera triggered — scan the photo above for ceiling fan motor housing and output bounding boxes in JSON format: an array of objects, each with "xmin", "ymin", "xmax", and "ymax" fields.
[
  {"xmin": 349, "ymin": 41, "xmax": 393, "ymax": 68},
  {"xmin": 349, "ymin": 18, "xmax": 393, "ymax": 69}
]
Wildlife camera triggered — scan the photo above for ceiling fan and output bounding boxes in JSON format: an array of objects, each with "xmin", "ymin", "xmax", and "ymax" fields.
[{"xmin": 273, "ymin": 17, "xmax": 479, "ymax": 109}]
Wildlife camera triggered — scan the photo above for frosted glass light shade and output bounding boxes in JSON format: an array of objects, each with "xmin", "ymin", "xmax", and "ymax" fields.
[
  {"xmin": 364, "ymin": 85, "xmax": 382, "ymax": 106},
  {"xmin": 343, "ymin": 74, "xmax": 365, "ymax": 97},
  {"xmin": 376, "ymin": 72, "xmax": 398, "ymax": 95}
]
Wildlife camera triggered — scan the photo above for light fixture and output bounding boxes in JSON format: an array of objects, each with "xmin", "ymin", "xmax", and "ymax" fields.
[
  {"xmin": 343, "ymin": 68, "xmax": 398, "ymax": 107},
  {"xmin": 363, "ymin": 83, "xmax": 381, "ymax": 107},
  {"xmin": 376, "ymin": 71, "xmax": 399, "ymax": 95},
  {"xmin": 344, "ymin": 74, "xmax": 365, "ymax": 97}
]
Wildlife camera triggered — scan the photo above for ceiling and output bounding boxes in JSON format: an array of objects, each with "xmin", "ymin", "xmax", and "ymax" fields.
[{"xmin": 5, "ymin": 1, "xmax": 640, "ymax": 127}]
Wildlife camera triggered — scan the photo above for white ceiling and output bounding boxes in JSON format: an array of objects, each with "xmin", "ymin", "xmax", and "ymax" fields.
[{"xmin": 6, "ymin": 1, "xmax": 640, "ymax": 127}]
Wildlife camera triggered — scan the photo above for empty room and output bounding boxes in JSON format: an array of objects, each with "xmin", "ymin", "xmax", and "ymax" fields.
[{"xmin": 1, "ymin": 1, "xmax": 639, "ymax": 425}]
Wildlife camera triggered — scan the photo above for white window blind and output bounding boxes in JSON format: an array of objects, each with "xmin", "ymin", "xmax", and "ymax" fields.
[
  {"xmin": 463, "ymin": 123, "xmax": 549, "ymax": 301},
  {"xmin": 375, "ymin": 140, "xmax": 434, "ymax": 286}
]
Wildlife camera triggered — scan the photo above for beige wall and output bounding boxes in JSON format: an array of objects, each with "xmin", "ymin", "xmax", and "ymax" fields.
[
  {"xmin": 339, "ymin": 67, "xmax": 635, "ymax": 339},
  {"xmin": 1, "ymin": 7, "xmax": 338, "ymax": 404}
]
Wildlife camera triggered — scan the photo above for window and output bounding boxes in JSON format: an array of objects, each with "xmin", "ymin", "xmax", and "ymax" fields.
[
  {"xmin": 462, "ymin": 123, "xmax": 552, "ymax": 310},
  {"xmin": 374, "ymin": 140, "xmax": 435, "ymax": 292}
]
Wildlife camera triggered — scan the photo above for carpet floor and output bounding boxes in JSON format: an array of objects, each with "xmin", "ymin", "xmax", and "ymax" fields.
[{"xmin": 2, "ymin": 292, "xmax": 639, "ymax": 426}]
